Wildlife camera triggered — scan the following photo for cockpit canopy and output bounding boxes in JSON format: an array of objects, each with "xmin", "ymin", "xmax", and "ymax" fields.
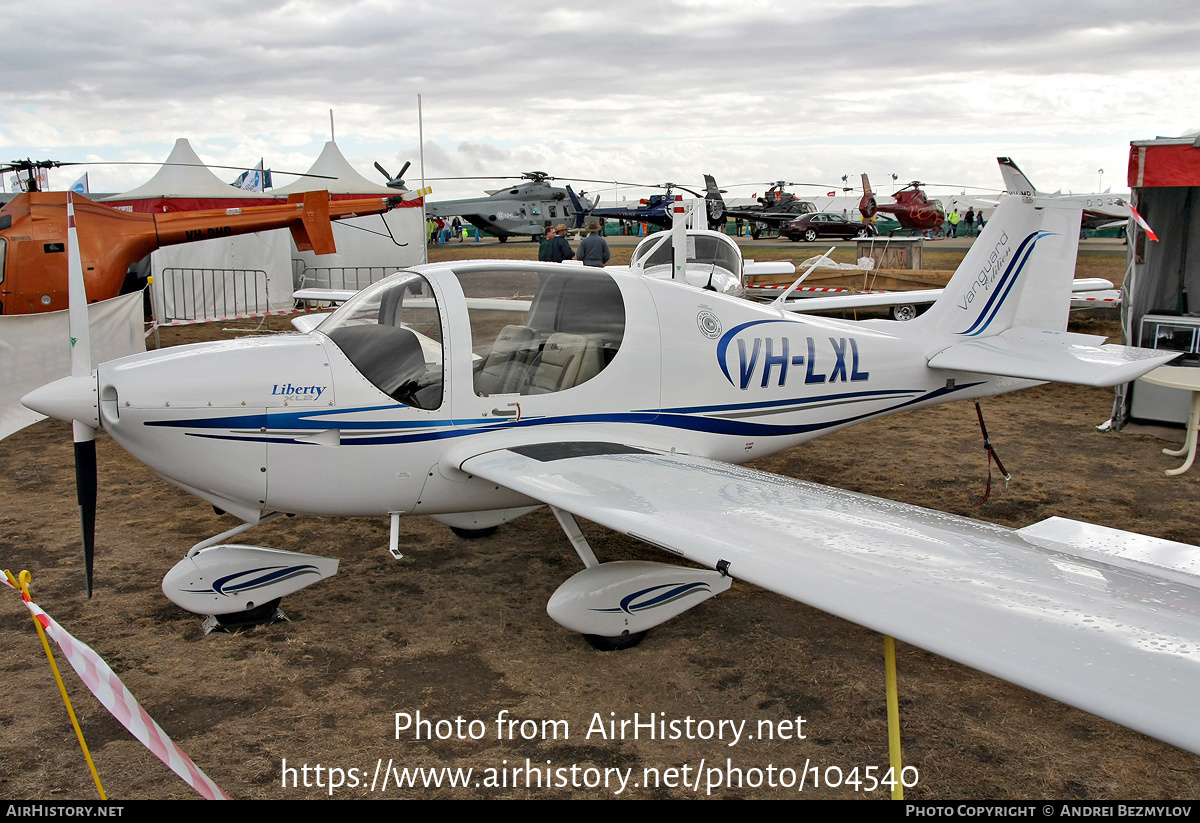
[
  {"xmin": 455, "ymin": 267, "xmax": 625, "ymax": 397},
  {"xmin": 631, "ymin": 230, "xmax": 744, "ymax": 295},
  {"xmin": 317, "ymin": 272, "xmax": 444, "ymax": 410}
]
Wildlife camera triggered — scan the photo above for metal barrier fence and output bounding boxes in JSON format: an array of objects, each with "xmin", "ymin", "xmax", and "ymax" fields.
[
  {"xmin": 294, "ymin": 265, "xmax": 397, "ymax": 292},
  {"xmin": 155, "ymin": 267, "xmax": 271, "ymax": 325}
]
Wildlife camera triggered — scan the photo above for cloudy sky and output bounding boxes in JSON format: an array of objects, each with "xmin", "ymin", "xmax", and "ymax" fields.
[{"xmin": 2, "ymin": 0, "xmax": 1197, "ymax": 203}]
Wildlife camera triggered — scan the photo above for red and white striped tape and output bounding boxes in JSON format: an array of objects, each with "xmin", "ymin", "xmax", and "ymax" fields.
[
  {"xmin": 5, "ymin": 576, "xmax": 230, "ymax": 799},
  {"xmin": 745, "ymin": 284, "xmax": 884, "ymax": 294}
]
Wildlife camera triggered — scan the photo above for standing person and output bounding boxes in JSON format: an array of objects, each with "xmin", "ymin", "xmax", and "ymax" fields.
[
  {"xmin": 451, "ymin": 216, "xmax": 463, "ymax": 242},
  {"xmin": 947, "ymin": 208, "xmax": 960, "ymax": 238},
  {"xmin": 964, "ymin": 207, "xmax": 975, "ymax": 236},
  {"xmin": 577, "ymin": 221, "xmax": 611, "ymax": 267},
  {"xmin": 538, "ymin": 226, "xmax": 555, "ymax": 261},
  {"xmin": 549, "ymin": 225, "xmax": 574, "ymax": 262},
  {"xmin": 977, "ymin": 209, "xmax": 986, "ymax": 231}
]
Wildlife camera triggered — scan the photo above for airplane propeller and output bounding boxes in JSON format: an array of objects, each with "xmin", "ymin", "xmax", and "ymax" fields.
[
  {"xmin": 65, "ymin": 192, "xmax": 98, "ymax": 596},
  {"xmin": 19, "ymin": 193, "xmax": 101, "ymax": 594}
]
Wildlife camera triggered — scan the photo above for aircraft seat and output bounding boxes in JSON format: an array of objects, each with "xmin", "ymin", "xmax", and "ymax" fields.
[
  {"xmin": 475, "ymin": 324, "xmax": 539, "ymax": 396},
  {"xmin": 525, "ymin": 332, "xmax": 603, "ymax": 395}
]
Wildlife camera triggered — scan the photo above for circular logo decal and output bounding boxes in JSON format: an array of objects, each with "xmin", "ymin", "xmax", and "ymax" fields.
[{"xmin": 697, "ymin": 310, "xmax": 722, "ymax": 339}]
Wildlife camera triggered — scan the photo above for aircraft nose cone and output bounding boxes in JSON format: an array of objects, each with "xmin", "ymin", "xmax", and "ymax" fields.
[{"xmin": 22, "ymin": 374, "xmax": 100, "ymax": 429}]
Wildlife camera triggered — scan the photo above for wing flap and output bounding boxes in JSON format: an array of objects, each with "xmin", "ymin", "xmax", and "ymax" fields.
[
  {"xmin": 459, "ymin": 444, "xmax": 1200, "ymax": 754},
  {"xmin": 928, "ymin": 327, "xmax": 1178, "ymax": 386}
]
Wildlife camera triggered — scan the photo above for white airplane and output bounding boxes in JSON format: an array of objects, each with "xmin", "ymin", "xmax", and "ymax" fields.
[
  {"xmin": 22, "ymin": 193, "xmax": 1200, "ymax": 756},
  {"xmin": 997, "ymin": 157, "xmax": 1131, "ymax": 230}
]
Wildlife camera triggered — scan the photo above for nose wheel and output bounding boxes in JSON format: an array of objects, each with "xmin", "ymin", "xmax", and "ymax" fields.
[{"xmin": 584, "ymin": 630, "xmax": 648, "ymax": 651}]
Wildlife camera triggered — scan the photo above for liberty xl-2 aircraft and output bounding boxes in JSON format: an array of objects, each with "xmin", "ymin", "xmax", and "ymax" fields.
[{"xmin": 22, "ymin": 193, "xmax": 1200, "ymax": 756}]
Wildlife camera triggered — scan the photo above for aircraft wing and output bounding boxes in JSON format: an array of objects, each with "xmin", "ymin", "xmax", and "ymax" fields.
[
  {"xmin": 449, "ymin": 438, "xmax": 1200, "ymax": 755},
  {"xmin": 778, "ymin": 279, "xmax": 1119, "ymax": 314},
  {"xmin": 294, "ymin": 287, "xmax": 359, "ymax": 303}
]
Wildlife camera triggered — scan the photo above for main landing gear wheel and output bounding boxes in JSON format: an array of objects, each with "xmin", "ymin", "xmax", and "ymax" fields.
[
  {"xmin": 892, "ymin": 304, "xmax": 918, "ymax": 321},
  {"xmin": 449, "ymin": 525, "xmax": 499, "ymax": 539},
  {"xmin": 208, "ymin": 598, "xmax": 284, "ymax": 632},
  {"xmin": 584, "ymin": 630, "xmax": 648, "ymax": 651},
  {"xmin": 497, "ymin": 235, "xmax": 508, "ymax": 243},
  {"xmin": 803, "ymin": 229, "xmax": 817, "ymax": 242}
]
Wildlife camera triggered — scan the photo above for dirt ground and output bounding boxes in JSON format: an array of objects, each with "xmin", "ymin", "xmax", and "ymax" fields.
[{"xmin": 1, "ymin": 242, "xmax": 1198, "ymax": 800}]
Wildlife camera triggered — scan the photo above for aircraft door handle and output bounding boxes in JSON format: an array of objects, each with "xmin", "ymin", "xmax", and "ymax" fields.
[{"xmin": 491, "ymin": 402, "xmax": 521, "ymax": 421}]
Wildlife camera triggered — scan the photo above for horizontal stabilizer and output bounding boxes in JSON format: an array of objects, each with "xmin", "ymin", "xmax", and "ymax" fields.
[{"xmin": 928, "ymin": 328, "xmax": 1178, "ymax": 387}]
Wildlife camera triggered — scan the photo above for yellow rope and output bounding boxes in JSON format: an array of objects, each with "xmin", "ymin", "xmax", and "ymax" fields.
[
  {"xmin": 884, "ymin": 635, "xmax": 903, "ymax": 800},
  {"xmin": 9, "ymin": 569, "xmax": 107, "ymax": 799}
]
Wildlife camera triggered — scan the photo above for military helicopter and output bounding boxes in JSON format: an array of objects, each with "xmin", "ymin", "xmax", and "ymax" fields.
[
  {"xmin": 857, "ymin": 173, "xmax": 947, "ymax": 237},
  {"xmin": 414, "ymin": 171, "xmax": 602, "ymax": 242},
  {"xmin": 702, "ymin": 175, "xmax": 824, "ymax": 238}
]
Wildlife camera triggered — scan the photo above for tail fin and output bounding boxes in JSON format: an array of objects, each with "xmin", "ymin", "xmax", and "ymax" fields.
[
  {"xmin": 566, "ymin": 185, "xmax": 588, "ymax": 228},
  {"xmin": 997, "ymin": 157, "xmax": 1039, "ymax": 197},
  {"xmin": 703, "ymin": 174, "xmax": 727, "ymax": 230},
  {"xmin": 286, "ymin": 191, "xmax": 336, "ymax": 254},
  {"xmin": 858, "ymin": 173, "xmax": 877, "ymax": 218},
  {"xmin": 917, "ymin": 196, "xmax": 1082, "ymax": 337}
]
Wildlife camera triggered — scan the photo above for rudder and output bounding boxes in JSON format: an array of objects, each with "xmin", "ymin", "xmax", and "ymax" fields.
[{"xmin": 916, "ymin": 197, "xmax": 1082, "ymax": 337}]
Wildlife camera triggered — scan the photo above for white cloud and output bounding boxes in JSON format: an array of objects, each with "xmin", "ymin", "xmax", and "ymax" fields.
[{"xmin": 2, "ymin": 0, "xmax": 1197, "ymax": 196}]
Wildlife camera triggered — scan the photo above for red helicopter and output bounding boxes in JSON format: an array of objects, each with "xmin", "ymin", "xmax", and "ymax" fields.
[{"xmin": 857, "ymin": 173, "xmax": 946, "ymax": 237}]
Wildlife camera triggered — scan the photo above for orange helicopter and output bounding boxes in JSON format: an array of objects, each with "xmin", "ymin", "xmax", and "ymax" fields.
[
  {"xmin": 857, "ymin": 173, "xmax": 947, "ymax": 237},
  {"xmin": 0, "ymin": 166, "xmax": 408, "ymax": 315}
]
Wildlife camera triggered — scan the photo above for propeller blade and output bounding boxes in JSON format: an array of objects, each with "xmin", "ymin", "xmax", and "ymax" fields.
[
  {"xmin": 66, "ymin": 193, "xmax": 98, "ymax": 596},
  {"xmin": 374, "ymin": 161, "xmax": 392, "ymax": 180},
  {"xmin": 73, "ymin": 433, "xmax": 97, "ymax": 597}
]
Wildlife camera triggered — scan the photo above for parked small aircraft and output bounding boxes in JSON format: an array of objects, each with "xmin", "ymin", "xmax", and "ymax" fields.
[
  {"xmin": 703, "ymin": 175, "xmax": 818, "ymax": 237},
  {"xmin": 22, "ymin": 193, "xmax": 1200, "ymax": 756},
  {"xmin": 0, "ymin": 191, "xmax": 408, "ymax": 315},
  {"xmin": 422, "ymin": 172, "xmax": 600, "ymax": 241},
  {"xmin": 858, "ymin": 174, "xmax": 946, "ymax": 236},
  {"xmin": 997, "ymin": 156, "xmax": 1131, "ymax": 230}
]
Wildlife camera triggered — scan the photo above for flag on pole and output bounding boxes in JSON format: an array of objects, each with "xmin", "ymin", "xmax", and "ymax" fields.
[
  {"xmin": 232, "ymin": 161, "xmax": 269, "ymax": 192},
  {"xmin": 69, "ymin": 173, "xmax": 89, "ymax": 194}
]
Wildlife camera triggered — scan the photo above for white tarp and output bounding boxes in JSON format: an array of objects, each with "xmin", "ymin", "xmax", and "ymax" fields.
[
  {"xmin": 106, "ymin": 138, "xmax": 274, "ymax": 204},
  {"xmin": 291, "ymin": 209, "xmax": 425, "ymax": 290},
  {"xmin": 149, "ymin": 231, "xmax": 293, "ymax": 322},
  {"xmin": 0, "ymin": 291, "xmax": 146, "ymax": 439},
  {"xmin": 275, "ymin": 141, "xmax": 425, "ymax": 289}
]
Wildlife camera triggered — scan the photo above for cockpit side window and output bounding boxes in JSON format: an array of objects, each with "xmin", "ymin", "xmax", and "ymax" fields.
[
  {"xmin": 455, "ymin": 268, "xmax": 625, "ymax": 397},
  {"xmin": 317, "ymin": 272, "xmax": 444, "ymax": 410}
]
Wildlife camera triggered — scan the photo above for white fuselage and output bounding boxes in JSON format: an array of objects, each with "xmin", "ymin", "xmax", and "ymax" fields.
[{"xmin": 93, "ymin": 260, "xmax": 1016, "ymax": 523}]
